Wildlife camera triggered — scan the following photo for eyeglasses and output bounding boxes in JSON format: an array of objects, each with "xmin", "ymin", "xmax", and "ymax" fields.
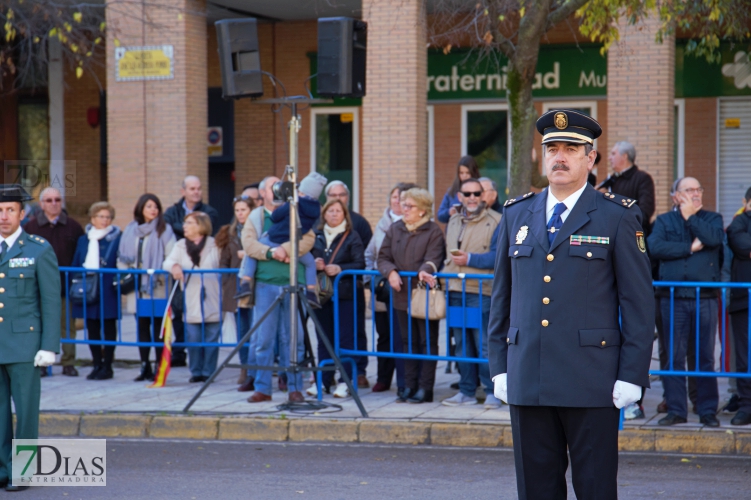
[
  {"xmin": 461, "ymin": 191, "xmax": 483, "ymax": 198},
  {"xmin": 401, "ymin": 203, "xmax": 418, "ymax": 210},
  {"xmin": 679, "ymin": 187, "xmax": 704, "ymax": 194},
  {"xmin": 43, "ymin": 198, "xmax": 62, "ymax": 203}
]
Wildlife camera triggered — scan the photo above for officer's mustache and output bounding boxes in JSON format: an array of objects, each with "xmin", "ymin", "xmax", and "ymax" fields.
[{"xmin": 551, "ymin": 163, "xmax": 569, "ymax": 172}]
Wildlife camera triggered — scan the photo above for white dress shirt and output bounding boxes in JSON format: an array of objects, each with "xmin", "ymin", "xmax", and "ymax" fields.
[
  {"xmin": 545, "ymin": 182, "xmax": 588, "ymax": 224},
  {"xmin": 0, "ymin": 226, "xmax": 23, "ymax": 251}
]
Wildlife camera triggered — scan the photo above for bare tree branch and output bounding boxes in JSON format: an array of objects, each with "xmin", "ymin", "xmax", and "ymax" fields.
[{"xmin": 545, "ymin": 0, "xmax": 589, "ymax": 31}]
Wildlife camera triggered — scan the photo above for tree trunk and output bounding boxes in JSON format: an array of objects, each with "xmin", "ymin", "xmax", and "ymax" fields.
[{"xmin": 505, "ymin": 0, "xmax": 551, "ymax": 199}]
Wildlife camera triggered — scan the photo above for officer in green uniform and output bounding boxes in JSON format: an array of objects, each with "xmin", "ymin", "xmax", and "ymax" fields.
[{"xmin": 0, "ymin": 185, "xmax": 60, "ymax": 492}]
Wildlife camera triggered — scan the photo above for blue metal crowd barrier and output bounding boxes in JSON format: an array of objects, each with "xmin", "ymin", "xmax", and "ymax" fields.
[
  {"xmin": 59, "ymin": 267, "xmax": 246, "ymax": 349},
  {"xmin": 331, "ymin": 270, "xmax": 751, "ymax": 381}
]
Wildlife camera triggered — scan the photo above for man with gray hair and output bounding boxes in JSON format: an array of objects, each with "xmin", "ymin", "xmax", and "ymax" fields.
[
  {"xmin": 325, "ymin": 180, "xmax": 372, "ymax": 249},
  {"xmin": 600, "ymin": 141, "xmax": 655, "ymax": 235},
  {"xmin": 479, "ymin": 177, "xmax": 502, "ymax": 212}
]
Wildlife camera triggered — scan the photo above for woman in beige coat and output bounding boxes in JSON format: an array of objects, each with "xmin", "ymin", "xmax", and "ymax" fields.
[{"xmin": 163, "ymin": 212, "xmax": 221, "ymax": 383}]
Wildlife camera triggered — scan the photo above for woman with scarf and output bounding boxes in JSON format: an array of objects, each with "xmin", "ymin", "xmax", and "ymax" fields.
[
  {"xmin": 163, "ymin": 212, "xmax": 221, "ymax": 383},
  {"xmin": 364, "ymin": 182, "xmax": 418, "ymax": 395},
  {"xmin": 118, "ymin": 194, "xmax": 176, "ymax": 382},
  {"xmin": 378, "ymin": 188, "xmax": 446, "ymax": 403},
  {"xmin": 71, "ymin": 202, "xmax": 122, "ymax": 380},
  {"xmin": 216, "ymin": 196, "xmax": 255, "ymax": 391},
  {"xmin": 306, "ymin": 199, "xmax": 365, "ymax": 398}
]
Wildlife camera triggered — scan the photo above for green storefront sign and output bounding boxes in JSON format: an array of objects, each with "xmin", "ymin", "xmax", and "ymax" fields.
[
  {"xmin": 675, "ymin": 42, "xmax": 751, "ymax": 98},
  {"xmin": 427, "ymin": 44, "xmax": 607, "ymax": 100}
]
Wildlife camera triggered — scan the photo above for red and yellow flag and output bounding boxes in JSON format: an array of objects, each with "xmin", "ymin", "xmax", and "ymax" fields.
[{"xmin": 148, "ymin": 282, "xmax": 180, "ymax": 388}]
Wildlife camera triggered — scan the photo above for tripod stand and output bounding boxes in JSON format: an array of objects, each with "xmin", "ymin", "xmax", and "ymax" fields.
[{"xmin": 184, "ymin": 98, "xmax": 367, "ymax": 417}]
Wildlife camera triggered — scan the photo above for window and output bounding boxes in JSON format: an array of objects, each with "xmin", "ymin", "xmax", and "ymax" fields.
[
  {"xmin": 461, "ymin": 104, "xmax": 509, "ymax": 201},
  {"xmin": 310, "ymin": 107, "xmax": 359, "ymax": 210}
]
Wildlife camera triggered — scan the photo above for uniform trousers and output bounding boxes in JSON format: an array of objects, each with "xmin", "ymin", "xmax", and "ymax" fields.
[
  {"xmin": 395, "ymin": 310, "xmax": 439, "ymax": 391},
  {"xmin": 730, "ymin": 309, "xmax": 751, "ymax": 413},
  {"xmin": 0, "ymin": 362, "xmax": 40, "ymax": 482},
  {"xmin": 510, "ymin": 405, "xmax": 620, "ymax": 500}
]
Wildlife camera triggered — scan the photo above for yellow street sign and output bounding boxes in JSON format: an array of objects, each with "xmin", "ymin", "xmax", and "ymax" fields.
[{"xmin": 115, "ymin": 45, "xmax": 174, "ymax": 81}]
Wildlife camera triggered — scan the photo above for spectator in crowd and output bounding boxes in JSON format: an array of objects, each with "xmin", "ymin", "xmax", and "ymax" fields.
[
  {"xmin": 365, "ymin": 182, "xmax": 418, "ymax": 395},
  {"xmin": 588, "ymin": 151, "xmax": 601, "ymax": 187},
  {"xmin": 599, "ymin": 141, "xmax": 655, "ymax": 235},
  {"xmin": 325, "ymin": 180, "xmax": 372, "ymax": 388},
  {"xmin": 240, "ymin": 172, "xmax": 327, "ymax": 307},
  {"xmin": 164, "ymin": 176, "xmax": 219, "ymax": 366},
  {"xmin": 164, "ymin": 212, "xmax": 221, "ymax": 383},
  {"xmin": 648, "ymin": 177, "xmax": 724, "ymax": 427},
  {"xmin": 437, "ymin": 156, "xmax": 481, "ymax": 223},
  {"xmin": 70, "ymin": 202, "xmax": 122, "ymax": 380},
  {"xmin": 241, "ymin": 183, "xmax": 264, "ymax": 209},
  {"xmin": 307, "ymin": 199, "xmax": 365, "ymax": 398},
  {"xmin": 725, "ymin": 186, "xmax": 751, "ymax": 426},
  {"xmin": 479, "ymin": 177, "xmax": 503, "ymax": 213},
  {"xmin": 441, "ymin": 178, "xmax": 502, "ymax": 409},
  {"xmin": 24, "ymin": 187, "xmax": 84, "ymax": 377},
  {"xmin": 118, "ymin": 194, "xmax": 176, "ymax": 382},
  {"xmin": 378, "ymin": 188, "xmax": 446, "ymax": 403},
  {"xmin": 216, "ymin": 195, "xmax": 256, "ymax": 391},
  {"xmin": 242, "ymin": 179, "xmax": 317, "ymax": 403}
]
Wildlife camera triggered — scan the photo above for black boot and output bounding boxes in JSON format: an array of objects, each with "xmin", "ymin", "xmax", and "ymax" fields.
[
  {"xmin": 407, "ymin": 388, "xmax": 433, "ymax": 404},
  {"xmin": 95, "ymin": 362, "xmax": 113, "ymax": 380},
  {"xmin": 86, "ymin": 364, "xmax": 102, "ymax": 380},
  {"xmin": 134, "ymin": 361, "xmax": 153, "ymax": 382}
]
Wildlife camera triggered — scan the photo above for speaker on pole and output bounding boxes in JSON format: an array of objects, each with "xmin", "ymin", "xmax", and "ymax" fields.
[
  {"xmin": 215, "ymin": 18, "xmax": 263, "ymax": 99},
  {"xmin": 317, "ymin": 17, "xmax": 367, "ymax": 98}
]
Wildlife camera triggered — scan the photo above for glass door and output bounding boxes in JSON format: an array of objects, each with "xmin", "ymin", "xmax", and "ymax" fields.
[{"xmin": 310, "ymin": 107, "xmax": 359, "ymax": 210}]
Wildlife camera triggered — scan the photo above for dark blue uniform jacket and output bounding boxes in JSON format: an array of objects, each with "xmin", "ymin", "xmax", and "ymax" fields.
[{"xmin": 488, "ymin": 185, "xmax": 654, "ymax": 407}]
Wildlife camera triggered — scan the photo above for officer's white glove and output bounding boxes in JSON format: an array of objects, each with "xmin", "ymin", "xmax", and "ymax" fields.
[
  {"xmin": 492, "ymin": 373, "xmax": 508, "ymax": 403},
  {"xmin": 612, "ymin": 380, "xmax": 641, "ymax": 409},
  {"xmin": 33, "ymin": 350, "xmax": 56, "ymax": 367}
]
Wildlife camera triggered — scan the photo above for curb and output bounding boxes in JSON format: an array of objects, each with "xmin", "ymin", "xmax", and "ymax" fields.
[{"xmin": 38, "ymin": 413, "xmax": 751, "ymax": 455}]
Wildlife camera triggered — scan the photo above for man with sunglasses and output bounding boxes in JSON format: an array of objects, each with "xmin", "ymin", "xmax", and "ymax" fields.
[
  {"xmin": 442, "ymin": 178, "xmax": 502, "ymax": 408},
  {"xmin": 24, "ymin": 187, "xmax": 84, "ymax": 377}
]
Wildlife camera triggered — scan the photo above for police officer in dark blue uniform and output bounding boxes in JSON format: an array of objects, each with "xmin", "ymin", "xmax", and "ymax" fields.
[{"xmin": 488, "ymin": 110, "xmax": 654, "ymax": 500}]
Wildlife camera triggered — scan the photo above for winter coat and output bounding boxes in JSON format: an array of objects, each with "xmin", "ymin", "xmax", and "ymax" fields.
[
  {"xmin": 443, "ymin": 208, "xmax": 501, "ymax": 296},
  {"xmin": 726, "ymin": 211, "xmax": 751, "ymax": 312},
  {"xmin": 437, "ymin": 190, "xmax": 460, "ymax": 224},
  {"xmin": 603, "ymin": 165, "xmax": 656, "ymax": 234},
  {"xmin": 219, "ymin": 227, "xmax": 243, "ymax": 313},
  {"xmin": 312, "ymin": 228, "xmax": 366, "ymax": 301},
  {"xmin": 377, "ymin": 220, "xmax": 446, "ymax": 311},
  {"xmin": 163, "ymin": 237, "xmax": 221, "ymax": 324},
  {"xmin": 164, "ymin": 198, "xmax": 221, "ymax": 238},
  {"xmin": 648, "ymin": 209, "xmax": 724, "ymax": 298},
  {"xmin": 70, "ymin": 226, "xmax": 123, "ymax": 320}
]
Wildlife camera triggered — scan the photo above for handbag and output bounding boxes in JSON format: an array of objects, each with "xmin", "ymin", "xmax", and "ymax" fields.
[
  {"xmin": 374, "ymin": 276, "xmax": 391, "ymax": 304},
  {"xmin": 317, "ymin": 231, "xmax": 349, "ymax": 306},
  {"xmin": 118, "ymin": 236, "xmax": 145, "ymax": 296},
  {"xmin": 410, "ymin": 280, "xmax": 446, "ymax": 320},
  {"xmin": 70, "ymin": 237, "xmax": 116, "ymax": 306}
]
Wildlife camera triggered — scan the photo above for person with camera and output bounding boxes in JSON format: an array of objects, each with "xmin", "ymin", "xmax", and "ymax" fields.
[
  {"xmin": 164, "ymin": 212, "xmax": 221, "ymax": 383},
  {"xmin": 306, "ymin": 199, "xmax": 365, "ymax": 398},
  {"xmin": 441, "ymin": 178, "xmax": 502, "ymax": 409},
  {"xmin": 118, "ymin": 194, "xmax": 176, "ymax": 382},
  {"xmin": 70, "ymin": 202, "xmax": 122, "ymax": 381},
  {"xmin": 241, "ymin": 177, "xmax": 317, "ymax": 403},
  {"xmin": 365, "ymin": 182, "xmax": 418, "ymax": 395},
  {"xmin": 437, "ymin": 156, "xmax": 481, "ymax": 224},
  {"xmin": 378, "ymin": 188, "xmax": 446, "ymax": 404}
]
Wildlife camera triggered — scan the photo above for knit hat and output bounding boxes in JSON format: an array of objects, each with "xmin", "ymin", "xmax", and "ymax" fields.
[{"xmin": 299, "ymin": 172, "xmax": 328, "ymax": 199}]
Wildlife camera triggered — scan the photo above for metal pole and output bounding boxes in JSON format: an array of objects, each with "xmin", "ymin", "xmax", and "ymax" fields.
[{"xmin": 289, "ymin": 103, "xmax": 300, "ymax": 370}]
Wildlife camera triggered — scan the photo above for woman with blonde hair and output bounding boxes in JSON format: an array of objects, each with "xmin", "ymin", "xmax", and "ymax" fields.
[
  {"xmin": 163, "ymin": 211, "xmax": 221, "ymax": 383},
  {"xmin": 378, "ymin": 188, "xmax": 446, "ymax": 403}
]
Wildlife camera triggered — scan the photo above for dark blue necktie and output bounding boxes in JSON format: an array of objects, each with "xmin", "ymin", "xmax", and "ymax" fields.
[
  {"xmin": 0, "ymin": 241, "xmax": 7, "ymax": 260},
  {"xmin": 547, "ymin": 202, "xmax": 567, "ymax": 247}
]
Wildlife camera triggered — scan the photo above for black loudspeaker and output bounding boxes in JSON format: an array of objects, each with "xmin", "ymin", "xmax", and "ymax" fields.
[
  {"xmin": 317, "ymin": 17, "xmax": 367, "ymax": 98},
  {"xmin": 215, "ymin": 19, "xmax": 263, "ymax": 99}
]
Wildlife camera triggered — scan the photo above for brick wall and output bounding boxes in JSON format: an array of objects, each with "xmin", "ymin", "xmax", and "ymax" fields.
[
  {"xmin": 361, "ymin": 0, "xmax": 428, "ymax": 226},
  {"xmin": 607, "ymin": 17, "xmax": 675, "ymax": 218},
  {"xmin": 684, "ymin": 98, "xmax": 717, "ymax": 211},
  {"xmin": 106, "ymin": 0, "xmax": 207, "ymax": 228}
]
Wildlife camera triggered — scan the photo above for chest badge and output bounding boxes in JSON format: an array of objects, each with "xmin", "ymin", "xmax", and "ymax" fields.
[
  {"xmin": 636, "ymin": 231, "xmax": 646, "ymax": 253},
  {"xmin": 515, "ymin": 225, "xmax": 529, "ymax": 245}
]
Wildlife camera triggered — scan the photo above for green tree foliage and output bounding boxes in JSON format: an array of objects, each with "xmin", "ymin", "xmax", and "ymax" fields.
[{"xmin": 430, "ymin": 0, "xmax": 751, "ymax": 198}]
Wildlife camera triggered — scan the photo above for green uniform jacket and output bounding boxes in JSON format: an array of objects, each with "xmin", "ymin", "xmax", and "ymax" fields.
[{"xmin": 0, "ymin": 231, "xmax": 61, "ymax": 364}]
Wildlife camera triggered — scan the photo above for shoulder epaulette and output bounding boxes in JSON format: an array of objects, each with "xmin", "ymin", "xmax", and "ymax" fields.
[
  {"xmin": 602, "ymin": 191, "xmax": 637, "ymax": 208},
  {"xmin": 28, "ymin": 234, "xmax": 49, "ymax": 245},
  {"xmin": 503, "ymin": 192, "xmax": 535, "ymax": 208}
]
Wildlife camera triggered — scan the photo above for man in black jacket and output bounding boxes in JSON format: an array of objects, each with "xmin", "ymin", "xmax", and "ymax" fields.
[
  {"xmin": 725, "ymin": 187, "xmax": 751, "ymax": 426},
  {"xmin": 648, "ymin": 177, "xmax": 724, "ymax": 427},
  {"xmin": 164, "ymin": 176, "xmax": 220, "ymax": 238},
  {"xmin": 599, "ymin": 141, "xmax": 655, "ymax": 235}
]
